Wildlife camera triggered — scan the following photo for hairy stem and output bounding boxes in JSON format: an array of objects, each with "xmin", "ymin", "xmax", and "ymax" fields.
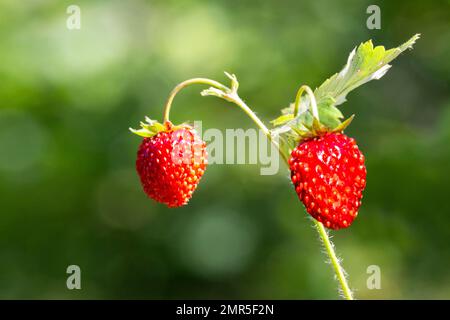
[
  {"xmin": 226, "ymin": 94, "xmax": 289, "ymax": 164},
  {"xmin": 162, "ymin": 77, "xmax": 354, "ymax": 299},
  {"xmin": 314, "ymin": 220, "xmax": 354, "ymax": 299}
]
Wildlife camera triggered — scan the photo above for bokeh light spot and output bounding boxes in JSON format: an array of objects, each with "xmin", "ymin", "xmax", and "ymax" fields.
[
  {"xmin": 95, "ymin": 169, "xmax": 156, "ymax": 230},
  {"xmin": 176, "ymin": 209, "xmax": 258, "ymax": 278},
  {"xmin": 0, "ymin": 110, "xmax": 47, "ymax": 174}
]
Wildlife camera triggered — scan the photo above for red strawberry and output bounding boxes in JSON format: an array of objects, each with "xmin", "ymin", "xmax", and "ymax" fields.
[
  {"xmin": 289, "ymin": 133, "xmax": 366, "ymax": 230},
  {"xmin": 135, "ymin": 125, "xmax": 207, "ymax": 208}
]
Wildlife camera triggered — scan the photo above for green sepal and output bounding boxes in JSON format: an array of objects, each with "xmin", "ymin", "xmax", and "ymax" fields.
[
  {"xmin": 129, "ymin": 117, "xmax": 167, "ymax": 138},
  {"xmin": 332, "ymin": 114, "xmax": 355, "ymax": 133}
]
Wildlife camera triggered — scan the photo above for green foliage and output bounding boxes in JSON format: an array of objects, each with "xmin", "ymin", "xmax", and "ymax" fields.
[
  {"xmin": 272, "ymin": 34, "xmax": 420, "ymax": 137},
  {"xmin": 315, "ymin": 34, "xmax": 420, "ymax": 109}
]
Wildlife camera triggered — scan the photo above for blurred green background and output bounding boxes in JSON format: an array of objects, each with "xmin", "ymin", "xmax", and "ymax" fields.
[{"xmin": 0, "ymin": 0, "xmax": 449, "ymax": 299}]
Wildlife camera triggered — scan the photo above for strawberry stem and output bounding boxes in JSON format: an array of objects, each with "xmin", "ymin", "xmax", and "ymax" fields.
[
  {"xmin": 293, "ymin": 85, "xmax": 319, "ymax": 119},
  {"xmin": 163, "ymin": 78, "xmax": 228, "ymax": 123},
  {"xmin": 314, "ymin": 219, "xmax": 354, "ymax": 299},
  {"xmin": 163, "ymin": 73, "xmax": 354, "ymax": 300}
]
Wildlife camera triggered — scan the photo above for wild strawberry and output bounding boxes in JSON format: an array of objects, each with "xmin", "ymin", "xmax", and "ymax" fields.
[
  {"xmin": 131, "ymin": 119, "xmax": 207, "ymax": 207},
  {"xmin": 289, "ymin": 133, "xmax": 366, "ymax": 230}
]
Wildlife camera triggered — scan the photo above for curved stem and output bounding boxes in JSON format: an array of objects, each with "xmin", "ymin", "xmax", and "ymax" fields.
[
  {"xmin": 227, "ymin": 95, "xmax": 289, "ymax": 164},
  {"xmin": 293, "ymin": 85, "xmax": 319, "ymax": 119},
  {"xmin": 163, "ymin": 78, "xmax": 228, "ymax": 123}
]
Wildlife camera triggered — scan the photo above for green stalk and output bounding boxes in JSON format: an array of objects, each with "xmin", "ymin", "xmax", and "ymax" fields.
[
  {"xmin": 163, "ymin": 77, "xmax": 354, "ymax": 300},
  {"xmin": 314, "ymin": 220, "xmax": 353, "ymax": 299},
  {"xmin": 163, "ymin": 78, "xmax": 228, "ymax": 123}
]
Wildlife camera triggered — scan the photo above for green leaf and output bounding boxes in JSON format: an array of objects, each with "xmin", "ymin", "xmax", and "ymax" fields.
[
  {"xmin": 271, "ymin": 34, "xmax": 420, "ymax": 134},
  {"xmin": 314, "ymin": 34, "xmax": 420, "ymax": 108},
  {"xmin": 270, "ymin": 34, "xmax": 419, "ymax": 154}
]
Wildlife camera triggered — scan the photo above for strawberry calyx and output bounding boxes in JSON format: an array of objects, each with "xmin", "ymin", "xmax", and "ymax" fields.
[
  {"xmin": 289, "ymin": 113, "xmax": 355, "ymax": 142},
  {"xmin": 129, "ymin": 117, "xmax": 192, "ymax": 138},
  {"xmin": 270, "ymin": 86, "xmax": 354, "ymax": 162}
]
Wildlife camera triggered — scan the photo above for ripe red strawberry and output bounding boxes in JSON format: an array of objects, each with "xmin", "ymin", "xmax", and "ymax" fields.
[
  {"xmin": 136, "ymin": 125, "xmax": 207, "ymax": 208},
  {"xmin": 289, "ymin": 133, "xmax": 366, "ymax": 230}
]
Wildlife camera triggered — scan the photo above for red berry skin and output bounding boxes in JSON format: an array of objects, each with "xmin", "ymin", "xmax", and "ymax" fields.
[
  {"xmin": 289, "ymin": 133, "xmax": 366, "ymax": 230},
  {"xmin": 136, "ymin": 128, "xmax": 207, "ymax": 208}
]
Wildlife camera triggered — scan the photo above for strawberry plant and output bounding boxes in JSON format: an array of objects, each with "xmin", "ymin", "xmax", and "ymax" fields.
[{"xmin": 130, "ymin": 34, "xmax": 420, "ymax": 299}]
